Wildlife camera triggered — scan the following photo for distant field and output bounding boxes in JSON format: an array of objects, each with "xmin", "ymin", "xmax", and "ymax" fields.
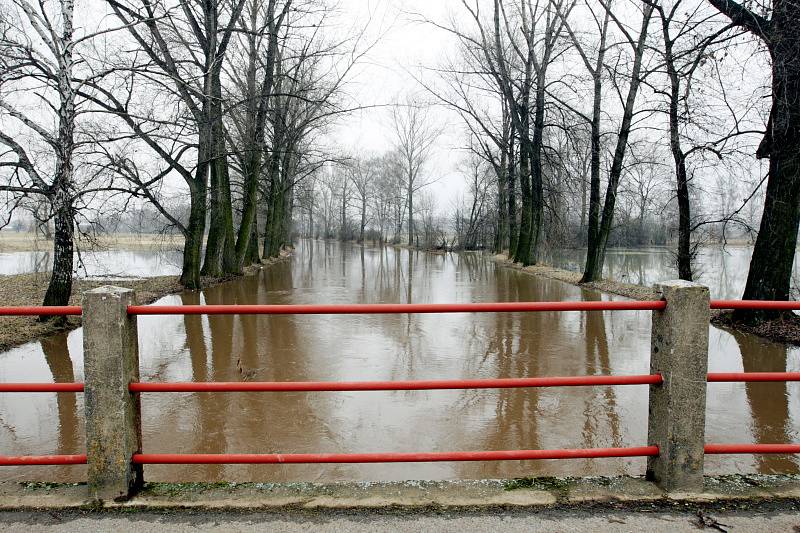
[{"xmin": 0, "ymin": 232, "xmax": 184, "ymax": 252}]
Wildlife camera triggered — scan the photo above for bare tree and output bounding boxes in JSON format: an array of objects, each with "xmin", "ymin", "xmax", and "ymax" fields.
[
  {"xmin": 453, "ymin": 147, "xmax": 493, "ymax": 250},
  {"xmin": 390, "ymin": 98, "xmax": 439, "ymax": 247},
  {"xmin": 227, "ymin": 0, "xmax": 293, "ymax": 270},
  {"xmin": 0, "ymin": 0, "xmax": 81, "ymax": 313},
  {"xmin": 580, "ymin": 1, "xmax": 654, "ymax": 282},
  {"xmin": 349, "ymin": 156, "xmax": 377, "ymax": 243},
  {"xmin": 706, "ymin": 0, "xmax": 800, "ymax": 318},
  {"xmin": 91, "ymin": 0, "xmax": 247, "ymax": 287}
]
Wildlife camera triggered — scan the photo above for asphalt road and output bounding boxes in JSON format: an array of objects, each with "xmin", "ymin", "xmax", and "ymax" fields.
[{"xmin": 1, "ymin": 508, "xmax": 799, "ymax": 532}]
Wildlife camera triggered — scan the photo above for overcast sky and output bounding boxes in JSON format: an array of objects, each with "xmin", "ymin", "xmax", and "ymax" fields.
[{"xmin": 330, "ymin": 0, "xmax": 469, "ymax": 208}]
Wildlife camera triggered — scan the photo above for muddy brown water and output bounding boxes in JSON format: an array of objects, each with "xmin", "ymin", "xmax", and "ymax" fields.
[{"xmin": 1, "ymin": 240, "xmax": 798, "ymax": 482}]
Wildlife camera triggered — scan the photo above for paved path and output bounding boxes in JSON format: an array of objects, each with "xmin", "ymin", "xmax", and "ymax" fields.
[{"xmin": 1, "ymin": 508, "xmax": 799, "ymax": 532}]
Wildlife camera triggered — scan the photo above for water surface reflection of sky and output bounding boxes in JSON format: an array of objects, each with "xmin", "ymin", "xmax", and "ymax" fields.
[{"xmin": 0, "ymin": 240, "xmax": 798, "ymax": 482}]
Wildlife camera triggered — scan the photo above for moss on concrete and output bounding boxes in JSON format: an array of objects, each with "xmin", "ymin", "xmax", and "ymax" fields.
[{"xmin": 3, "ymin": 475, "xmax": 800, "ymax": 513}]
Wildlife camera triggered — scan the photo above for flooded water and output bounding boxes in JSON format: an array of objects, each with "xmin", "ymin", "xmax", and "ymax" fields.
[
  {"xmin": 547, "ymin": 245, "xmax": 800, "ymax": 300},
  {"xmin": 0, "ymin": 249, "xmax": 182, "ymax": 278},
  {"xmin": 1, "ymin": 243, "xmax": 796, "ymax": 300},
  {"xmin": 1, "ymin": 240, "xmax": 799, "ymax": 482}
]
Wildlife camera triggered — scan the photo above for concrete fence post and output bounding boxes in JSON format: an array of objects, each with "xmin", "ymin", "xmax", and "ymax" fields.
[
  {"xmin": 83, "ymin": 286, "xmax": 143, "ymax": 502},
  {"xmin": 646, "ymin": 280, "xmax": 710, "ymax": 492}
]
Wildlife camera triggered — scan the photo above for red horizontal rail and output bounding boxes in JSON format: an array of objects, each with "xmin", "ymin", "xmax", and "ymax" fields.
[
  {"xmin": 133, "ymin": 446, "xmax": 659, "ymax": 464},
  {"xmin": 710, "ymin": 300, "xmax": 800, "ymax": 310},
  {"xmin": 707, "ymin": 372, "xmax": 800, "ymax": 383},
  {"xmin": 0, "ymin": 383, "xmax": 84, "ymax": 392},
  {"xmin": 0, "ymin": 306, "xmax": 82, "ymax": 316},
  {"xmin": 127, "ymin": 300, "xmax": 666, "ymax": 315},
  {"xmin": 130, "ymin": 374, "xmax": 663, "ymax": 393},
  {"xmin": 9, "ymin": 372, "xmax": 800, "ymax": 395},
  {"xmin": 705, "ymin": 444, "xmax": 800, "ymax": 455},
  {"xmin": 0, "ymin": 454, "xmax": 87, "ymax": 466},
  {"xmin": 0, "ymin": 300, "xmax": 797, "ymax": 316}
]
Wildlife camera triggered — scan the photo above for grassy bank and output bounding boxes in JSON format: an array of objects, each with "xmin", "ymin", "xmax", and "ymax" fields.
[
  {"xmin": 0, "ymin": 253, "xmax": 290, "ymax": 352},
  {"xmin": 711, "ymin": 311, "xmax": 800, "ymax": 345},
  {"xmin": 492, "ymin": 254, "xmax": 661, "ymax": 301},
  {"xmin": 0, "ymin": 232, "xmax": 183, "ymax": 253},
  {"xmin": 492, "ymin": 254, "xmax": 800, "ymax": 345}
]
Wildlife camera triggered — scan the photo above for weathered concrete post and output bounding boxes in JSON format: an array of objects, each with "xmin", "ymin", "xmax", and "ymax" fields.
[
  {"xmin": 646, "ymin": 280, "xmax": 710, "ymax": 492},
  {"xmin": 83, "ymin": 286, "xmax": 143, "ymax": 502}
]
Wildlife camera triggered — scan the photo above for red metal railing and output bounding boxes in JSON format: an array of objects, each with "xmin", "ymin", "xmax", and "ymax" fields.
[
  {"xmin": 707, "ymin": 372, "xmax": 800, "ymax": 382},
  {"xmin": 710, "ymin": 300, "xmax": 800, "ymax": 310},
  {"xmin": 0, "ymin": 383, "xmax": 85, "ymax": 392},
  {"xmin": 0, "ymin": 454, "xmax": 87, "ymax": 465},
  {"xmin": 2, "ymin": 298, "xmax": 800, "ymax": 470},
  {"xmin": 9, "ymin": 373, "xmax": 800, "ymax": 394},
  {"xmin": 704, "ymin": 444, "xmax": 800, "ymax": 455},
  {"xmin": 132, "ymin": 447, "xmax": 660, "ymax": 464},
  {"xmin": 126, "ymin": 300, "xmax": 666, "ymax": 315},
  {"xmin": 2, "ymin": 298, "xmax": 797, "ymax": 316},
  {"xmin": 128, "ymin": 374, "xmax": 663, "ymax": 392},
  {"xmin": 0, "ymin": 306, "xmax": 82, "ymax": 316}
]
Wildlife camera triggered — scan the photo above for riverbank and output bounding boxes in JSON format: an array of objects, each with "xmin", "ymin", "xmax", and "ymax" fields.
[
  {"xmin": 711, "ymin": 311, "xmax": 800, "ymax": 346},
  {"xmin": 492, "ymin": 254, "xmax": 661, "ymax": 301},
  {"xmin": 0, "ymin": 253, "xmax": 291, "ymax": 352},
  {"xmin": 492, "ymin": 254, "xmax": 800, "ymax": 345}
]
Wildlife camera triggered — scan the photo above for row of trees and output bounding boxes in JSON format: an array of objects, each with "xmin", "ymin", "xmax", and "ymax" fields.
[
  {"xmin": 0, "ymin": 0, "xmax": 370, "ymax": 314},
  {"xmin": 416, "ymin": 0, "xmax": 796, "ymax": 320},
  {"xmin": 1, "ymin": 0, "xmax": 797, "ymax": 324}
]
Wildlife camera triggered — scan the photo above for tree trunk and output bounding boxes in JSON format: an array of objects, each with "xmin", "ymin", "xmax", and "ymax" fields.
[
  {"xmin": 582, "ymin": 8, "xmax": 610, "ymax": 280},
  {"xmin": 737, "ymin": 142, "xmax": 800, "ymax": 316},
  {"xmin": 661, "ymin": 9, "xmax": 693, "ymax": 281},
  {"xmin": 495, "ymin": 148, "xmax": 508, "ymax": 254},
  {"xmin": 245, "ymin": 210, "xmax": 260, "ymax": 266},
  {"xmin": 507, "ymin": 139, "xmax": 518, "ymax": 258},
  {"xmin": 730, "ymin": 3, "xmax": 800, "ymax": 321},
  {"xmin": 513, "ymin": 131, "xmax": 532, "ymax": 265},
  {"xmin": 202, "ymin": 68, "xmax": 237, "ymax": 276},
  {"xmin": 527, "ymin": 77, "xmax": 547, "ymax": 265},
  {"xmin": 266, "ymin": 150, "xmax": 294, "ymax": 258},
  {"xmin": 234, "ymin": 0, "xmax": 281, "ymax": 270},
  {"xmin": 41, "ymin": 0, "xmax": 76, "ymax": 320},
  {"xmin": 359, "ymin": 196, "xmax": 366, "ymax": 243},
  {"xmin": 181, "ymin": 176, "xmax": 207, "ymax": 290},
  {"xmin": 202, "ymin": 160, "xmax": 225, "ymax": 276},
  {"xmin": 672, "ymin": 117, "xmax": 693, "ymax": 282},
  {"xmin": 340, "ymin": 180, "xmax": 347, "ymax": 241},
  {"xmin": 236, "ymin": 151, "xmax": 261, "ymax": 268},
  {"xmin": 41, "ymin": 189, "xmax": 74, "ymax": 318},
  {"xmin": 407, "ymin": 176, "xmax": 414, "ymax": 246},
  {"xmin": 582, "ymin": 5, "xmax": 653, "ymax": 282},
  {"xmin": 262, "ymin": 180, "xmax": 275, "ymax": 258}
]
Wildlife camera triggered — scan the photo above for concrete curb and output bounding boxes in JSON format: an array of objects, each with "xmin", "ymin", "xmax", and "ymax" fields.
[{"xmin": 2, "ymin": 475, "xmax": 800, "ymax": 511}]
